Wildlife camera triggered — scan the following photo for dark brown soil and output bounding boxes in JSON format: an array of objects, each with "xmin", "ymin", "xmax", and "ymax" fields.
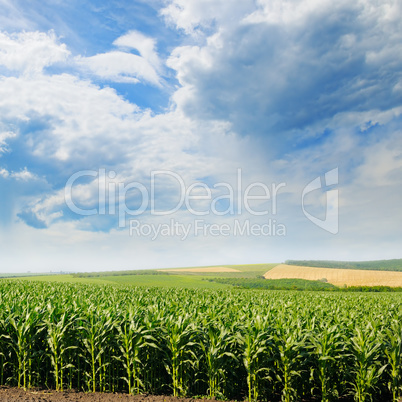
[
  {"xmin": 1, "ymin": 387, "xmax": 391, "ymax": 401},
  {"xmin": 0, "ymin": 387, "xmax": 228, "ymax": 402}
]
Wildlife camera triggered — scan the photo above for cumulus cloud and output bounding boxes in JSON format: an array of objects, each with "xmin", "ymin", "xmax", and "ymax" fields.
[
  {"xmin": 0, "ymin": 29, "xmax": 245, "ymax": 234},
  {"xmin": 161, "ymin": 0, "xmax": 254, "ymax": 36},
  {"xmin": 0, "ymin": 1, "xmax": 402, "ymax": 268},
  {"xmin": 77, "ymin": 51, "xmax": 160, "ymax": 85},
  {"xmin": 0, "ymin": 73, "xmax": 139, "ymax": 163},
  {"xmin": 77, "ymin": 30, "xmax": 163, "ymax": 86},
  {"xmin": 0, "ymin": 130, "xmax": 15, "ymax": 153},
  {"xmin": 0, "ymin": 166, "xmax": 38, "ymax": 181},
  {"xmin": 164, "ymin": 0, "xmax": 402, "ymax": 150},
  {"xmin": 11, "ymin": 167, "xmax": 37, "ymax": 181},
  {"xmin": 0, "ymin": 30, "xmax": 69, "ymax": 74},
  {"xmin": 17, "ymin": 209, "xmax": 47, "ymax": 229},
  {"xmin": 113, "ymin": 31, "xmax": 161, "ymax": 71}
]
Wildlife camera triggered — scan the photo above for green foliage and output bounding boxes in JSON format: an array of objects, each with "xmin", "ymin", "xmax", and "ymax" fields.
[
  {"xmin": 0, "ymin": 280, "xmax": 401, "ymax": 401},
  {"xmin": 206, "ymin": 277, "xmax": 338, "ymax": 291},
  {"xmin": 308, "ymin": 323, "xmax": 346, "ymax": 401},
  {"xmin": 72, "ymin": 269, "xmax": 166, "ymax": 278},
  {"xmin": 16, "ymin": 274, "xmax": 231, "ymax": 289},
  {"xmin": 207, "ymin": 277, "xmax": 402, "ymax": 292},
  {"xmin": 342, "ymin": 286, "xmax": 402, "ymax": 292},
  {"xmin": 349, "ymin": 323, "xmax": 388, "ymax": 401},
  {"xmin": 72, "ymin": 263, "xmax": 278, "ymax": 280}
]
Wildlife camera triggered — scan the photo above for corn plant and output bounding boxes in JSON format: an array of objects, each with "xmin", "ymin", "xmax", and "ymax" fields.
[
  {"xmin": 142, "ymin": 305, "xmax": 167, "ymax": 394},
  {"xmin": 383, "ymin": 319, "xmax": 402, "ymax": 401},
  {"xmin": 162, "ymin": 314, "xmax": 199, "ymax": 397},
  {"xmin": 5, "ymin": 307, "xmax": 43, "ymax": 389},
  {"xmin": 116, "ymin": 310, "xmax": 158, "ymax": 394},
  {"xmin": 0, "ymin": 280, "xmax": 401, "ymax": 401},
  {"xmin": 199, "ymin": 321, "xmax": 237, "ymax": 399},
  {"xmin": 44, "ymin": 305, "xmax": 78, "ymax": 391},
  {"xmin": 273, "ymin": 317, "xmax": 308, "ymax": 402},
  {"xmin": 237, "ymin": 315, "xmax": 272, "ymax": 402},
  {"xmin": 0, "ymin": 332, "xmax": 8, "ymax": 386},
  {"xmin": 78, "ymin": 306, "xmax": 116, "ymax": 392},
  {"xmin": 308, "ymin": 323, "xmax": 346, "ymax": 401},
  {"xmin": 349, "ymin": 324, "xmax": 387, "ymax": 402}
]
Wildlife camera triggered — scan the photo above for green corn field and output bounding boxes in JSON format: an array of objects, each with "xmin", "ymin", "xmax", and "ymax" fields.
[{"xmin": 0, "ymin": 280, "xmax": 402, "ymax": 401}]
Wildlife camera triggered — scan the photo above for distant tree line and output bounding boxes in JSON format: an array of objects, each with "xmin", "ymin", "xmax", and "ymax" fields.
[
  {"xmin": 205, "ymin": 277, "xmax": 337, "ymax": 291},
  {"xmin": 206, "ymin": 277, "xmax": 402, "ymax": 292},
  {"xmin": 72, "ymin": 269, "xmax": 166, "ymax": 278}
]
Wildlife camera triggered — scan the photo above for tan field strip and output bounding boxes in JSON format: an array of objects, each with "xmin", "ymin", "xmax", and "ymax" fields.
[
  {"xmin": 159, "ymin": 266, "xmax": 241, "ymax": 273},
  {"xmin": 264, "ymin": 264, "xmax": 402, "ymax": 287}
]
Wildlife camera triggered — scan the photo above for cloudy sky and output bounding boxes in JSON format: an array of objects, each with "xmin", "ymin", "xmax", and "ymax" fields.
[{"xmin": 0, "ymin": 0, "xmax": 401, "ymax": 272}]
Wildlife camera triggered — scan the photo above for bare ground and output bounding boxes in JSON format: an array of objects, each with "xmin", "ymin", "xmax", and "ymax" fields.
[
  {"xmin": 1, "ymin": 387, "xmax": 392, "ymax": 401},
  {"xmin": 0, "ymin": 387, "xmax": 227, "ymax": 402}
]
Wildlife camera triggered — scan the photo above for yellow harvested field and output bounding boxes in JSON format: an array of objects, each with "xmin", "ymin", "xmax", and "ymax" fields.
[
  {"xmin": 159, "ymin": 266, "xmax": 241, "ymax": 273},
  {"xmin": 264, "ymin": 264, "xmax": 402, "ymax": 287}
]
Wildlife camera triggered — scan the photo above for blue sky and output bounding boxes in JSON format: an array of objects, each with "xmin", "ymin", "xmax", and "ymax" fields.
[{"xmin": 0, "ymin": 0, "xmax": 401, "ymax": 272}]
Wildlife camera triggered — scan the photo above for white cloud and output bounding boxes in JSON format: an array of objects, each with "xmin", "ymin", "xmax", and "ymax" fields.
[
  {"xmin": 0, "ymin": 73, "xmax": 139, "ymax": 162},
  {"xmin": 77, "ymin": 31, "xmax": 163, "ymax": 87},
  {"xmin": 163, "ymin": 0, "xmax": 402, "ymax": 149},
  {"xmin": 354, "ymin": 129, "xmax": 402, "ymax": 188},
  {"xmin": 113, "ymin": 30, "xmax": 161, "ymax": 71},
  {"xmin": 0, "ymin": 36, "xmax": 254, "ymax": 234},
  {"xmin": 11, "ymin": 167, "xmax": 37, "ymax": 181},
  {"xmin": 0, "ymin": 167, "xmax": 9, "ymax": 178},
  {"xmin": 160, "ymin": 0, "xmax": 254, "ymax": 36},
  {"xmin": 243, "ymin": 0, "xmax": 345, "ymax": 26},
  {"xmin": 76, "ymin": 51, "xmax": 160, "ymax": 85},
  {"xmin": 0, "ymin": 130, "xmax": 15, "ymax": 153},
  {"xmin": 0, "ymin": 166, "xmax": 38, "ymax": 181},
  {"xmin": 0, "ymin": 0, "xmax": 402, "ymax": 269},
  {"xmin": 0, "ymin": 30, "xmax": 69, "ymax": 74}
]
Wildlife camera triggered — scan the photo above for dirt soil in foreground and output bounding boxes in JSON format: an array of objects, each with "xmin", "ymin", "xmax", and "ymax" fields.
[
  {"xmin": 2, "ymin": 387, "xmax": 398, "ymax": 402},
  {"xmin": 0, "ymin": 387, "xmax": 231, "ymax": 402}
]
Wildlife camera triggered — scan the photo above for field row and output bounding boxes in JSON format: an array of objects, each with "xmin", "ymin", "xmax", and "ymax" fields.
[{"xmin": 0, "ymin": 280, "xmax": 402, "ymax": 401}]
